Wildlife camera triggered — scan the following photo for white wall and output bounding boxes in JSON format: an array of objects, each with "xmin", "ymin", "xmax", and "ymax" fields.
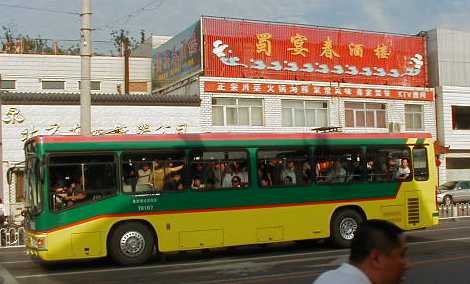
[
  {"xmin": 438, "ymin": 86, "xmax": 470, "ymax": 149},
  {"xmin": 0, "ymin": 54, "xmax": 151, "ymax": 94}
]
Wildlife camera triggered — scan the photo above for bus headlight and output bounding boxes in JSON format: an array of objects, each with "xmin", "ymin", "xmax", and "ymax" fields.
[{"xmin": 31, "ymin": 236, "xmax": 48, "ymax": 250}]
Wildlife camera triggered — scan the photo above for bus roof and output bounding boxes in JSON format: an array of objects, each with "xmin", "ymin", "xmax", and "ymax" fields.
[{"xmin": 31, "ymin": 132, "xmax": 433, "ymax": 144}]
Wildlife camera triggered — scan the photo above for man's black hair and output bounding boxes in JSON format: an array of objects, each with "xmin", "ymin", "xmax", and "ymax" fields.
[{"xmin": 349, "ymin": 219, "xmax": 404, "ymax": 264}]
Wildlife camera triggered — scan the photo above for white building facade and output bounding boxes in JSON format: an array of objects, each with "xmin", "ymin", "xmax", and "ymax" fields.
[
  {"xmin": 426, "ymin": 29, "xmax": 470, "ymax": 183},
  {"xmin": 0, "ymin": 54, "xmax": 151, "ymax": 94}
]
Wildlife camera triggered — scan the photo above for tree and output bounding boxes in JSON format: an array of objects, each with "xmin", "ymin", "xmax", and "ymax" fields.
[
  {"xmin": 110, "ymin": 29, "xmax": 145, "ymax": 55},
  {"xmin": 1, "ymin": 25, "xmax": 80, "ymax": 55}
]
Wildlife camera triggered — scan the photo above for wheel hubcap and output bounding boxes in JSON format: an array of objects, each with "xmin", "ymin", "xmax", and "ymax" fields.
[
  {"xmin": 339, "ymin": 217, "xmax": 358, "ymax": 240},
  {"xmin": 120, "ymin": 231, "xmax": 145, "ymax": 258}
]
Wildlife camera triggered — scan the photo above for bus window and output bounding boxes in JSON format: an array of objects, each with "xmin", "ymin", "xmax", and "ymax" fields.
[
  {"xmin": 366, "ymin": 147, "xmax": 412, "ymax": 182},
  {"xmin": 314, "ymin": 147, "xmax": 364, "ymax": 184},
  {"xmin": 257, "ymin": 149, "xmax": 310, "ymax": 187},
  {"xmin": 49, "ymin": 154, "xmax": 116, "ymax": 211},
  {"xmin": 412, "ymin": 147, "xmax": 429, "ymax": 181},
  {"xmin": 121, "ymin": 151, "xmax": 186, "ymax": 193},
  {"xmin": 190, "ymin": 150, "xmax": 248, "ymax": 191}
]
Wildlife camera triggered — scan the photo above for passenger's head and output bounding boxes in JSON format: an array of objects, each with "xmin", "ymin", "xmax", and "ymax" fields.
[
  {"xmin": 401, "ymin": 158, "xmax": 409, "ymax": 168},
  {"xmin": 350, "ymin": 220, "xmax": 408, "ymax": 284},
  {"xmin": 192, "ymin": 176, "xmax": 202, "ymax": 187},
  {"xmin": 231, "ymin": 175, "xmax": 241, "ymax": 187},
  {"xmin": 260, "ymin": 176, "xmax": 270, "ymax": 187},
  {"xmin": 287, "ymin": 160, "xmax": 295, "ymax": 169}
]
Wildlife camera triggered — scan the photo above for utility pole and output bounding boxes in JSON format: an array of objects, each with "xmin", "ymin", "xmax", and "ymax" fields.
[
  {"xmin": 80, "ymin": 0, "xmax": 92, "ymax": 135},
  {"xmin": 123, "ymin": 40, "xmax": 130, "ymax": 94}
]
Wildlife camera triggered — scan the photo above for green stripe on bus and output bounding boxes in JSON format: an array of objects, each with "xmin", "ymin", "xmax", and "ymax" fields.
[{"xmin": 34, "ymin": 182, "xmax": 400, "ymax": 231}]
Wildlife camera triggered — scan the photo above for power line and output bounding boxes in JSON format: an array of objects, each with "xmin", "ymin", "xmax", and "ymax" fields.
[
  {"xmin": 0, "ymin": 37, "xmax": 113, "ymax": 43},
  {"xmin": 0, "ymin": 3, "xmax": 80, "ymax": 16},
  {"xmin": 95, "ymin": 0, "xmax": 166, "ymax": 32}
]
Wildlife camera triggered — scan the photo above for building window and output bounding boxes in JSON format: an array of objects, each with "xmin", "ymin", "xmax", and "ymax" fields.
[
  {"xmin": 42, "ymin": 80, "xmax": 65, "ymax": 90},
  {"xmin": 15, "ymin": 170, "xmax": 25, "ymax": 202},
  {"xmin": 79, "ymin": 81, "xmax": 101, "ymax": 91},
  {"xmin": 452, "ymin": 106, "xmax": 470, "ymax": 130},
  {"xmin": 446, "ymin": 158, "xmax": 470, "ymax": 169},
  {"xmin": 345, "ymin": 102, "xmax": 386, "ymax": 128},
  {"xmin": 282, "ymin": 100, "xmax": 328, "ymax": 127},
  {"xmin": 212, "ymin": 98, "xmax": 263, "ymax": 126},
  {"xmin": 0, "ymin": 80, "xmax": 16, "ymax": 90},
  {"xmin": 405, "ymin": 104, "xmax": 424, "ymax": 130}
]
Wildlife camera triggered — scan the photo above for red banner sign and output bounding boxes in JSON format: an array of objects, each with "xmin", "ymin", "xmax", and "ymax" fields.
[
  {"xmin": 203, "ymin": 17, "xmax": 428, "ymax": 87},
  {"xmin": 204, "ymin": 81, "xmax": 434, "ymax": 101}
]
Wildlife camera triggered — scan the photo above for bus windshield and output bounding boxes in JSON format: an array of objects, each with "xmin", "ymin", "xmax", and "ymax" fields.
[{"xmin": 25, "ymin": 156, "xmax": 43, "ymax": 215}]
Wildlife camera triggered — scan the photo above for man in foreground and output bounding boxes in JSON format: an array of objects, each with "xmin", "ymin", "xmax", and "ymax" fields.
[{"xmin": 313, "ymin": 219, "xmax": 409, "ymax": 284}]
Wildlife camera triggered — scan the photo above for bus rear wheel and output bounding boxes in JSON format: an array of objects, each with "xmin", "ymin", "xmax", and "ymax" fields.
[
  {"xmin": 109, "ymin": 222, "xmax": 155, "ymax": 266},
  {"xmin": 330, "ymin": 209, "xmax": 364, "ymax": 248}
]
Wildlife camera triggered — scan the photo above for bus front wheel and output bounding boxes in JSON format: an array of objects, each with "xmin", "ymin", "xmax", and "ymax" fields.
[
  {"xmin": 109, "ymin": 222, "xmax": 155, "ymax": 266},
  {"xmin": 330, "ymin": 209, "xmax": 364, "ymax": 248}
]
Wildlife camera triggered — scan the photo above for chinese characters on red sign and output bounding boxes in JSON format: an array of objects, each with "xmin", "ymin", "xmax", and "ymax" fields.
[
  {"xmin": 203, "ymin": 17, "xmax": 427, "ymax": 87},
  {"xmin": 204, "ymin": 81, "xmax": 434, "ymax": 101}
]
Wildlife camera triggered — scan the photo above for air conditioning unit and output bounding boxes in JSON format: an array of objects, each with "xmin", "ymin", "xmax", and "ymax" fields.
[{"xmin": 388, "ymin": 122, "xmax": 401, "ymax": 133}]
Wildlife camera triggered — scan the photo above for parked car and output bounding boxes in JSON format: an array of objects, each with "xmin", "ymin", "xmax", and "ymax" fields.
[{"xmin": 437, "ymin": 181, "xmax": 470, "ymax": 205}]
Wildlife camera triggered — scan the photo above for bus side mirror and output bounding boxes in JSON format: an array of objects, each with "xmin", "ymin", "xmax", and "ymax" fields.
[
  {"xmin": 39, "ymin": 159, "xmax": 45, "ymax": 184},
  {"xmin": 6, "ymin": 167, "xmax": 13, "ymax": 185}
]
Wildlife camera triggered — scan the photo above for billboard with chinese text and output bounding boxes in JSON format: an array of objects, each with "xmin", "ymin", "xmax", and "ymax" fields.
[
  {"xmin": 152, "ymin": 21, "xmax": 202, "ymax": 90},
  {"xmin": 203, "ymin": 17, "xmax": 428, "ymax": 87}
]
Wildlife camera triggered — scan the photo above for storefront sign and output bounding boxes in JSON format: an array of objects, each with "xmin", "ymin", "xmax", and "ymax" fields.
[
  {"xmin": 204, "ymin": 81, "xmax": 434, "ymax": 101},
  {"xmin": 152, "ymin": 21, "xmax": 202, "ymax": 90},
  {"xmin": 203, "ymin": 17, "xmax": 427, "ymax": 87}
]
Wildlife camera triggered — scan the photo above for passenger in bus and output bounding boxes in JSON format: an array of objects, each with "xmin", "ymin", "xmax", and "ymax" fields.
[
  {"xmin": 281, "ymin": 160, "xmax": 297, "ymax": 185},
  {"xmin": 260, "ymin": 175, "xmax": 271, "ymax": 187},
  {"xmin": 164, "ymin": 172, "xmax": 184, "ymax": 191},
  {"xmin": 315, "ymin": 160, "xmax": 334, "ymax": 183},
  {"xmin": 137, "ymin": 164, "xmax": 153, "ymax": 185},
  {"xmin": 222, "ymin": 162, "xmax": 246, "ymax": 187},
  {"xmin": 267, "ymin": 159, "xmax": 283, "ymax": 186},
  {"xmin": 191, "ymin": 176, "xmax": 204, "ymax": 191},
  {"xmin": 222, "ymin": 164, "xmax": 234, "ymax": 188},
  {"xmin": 326, "ymin": 160, "xmax": 347, "ymax": 183},
  {"xmin": 301, "ymin": 162, "xmax": 313, "ymax": 185},
  {"xmin": 232, "ymin": 162, "xmax": 248, "ymax": 186},
  {"xmin": 395, "ymin": 158, "xmax": 411, "ymax": 181},
  {"xmin": 127, "ymin": 168, "xmax": 138, "ymax": 192},
  {"xmin": 153, "ymin": 160, "xmax": 183, "ymax": 191},
  {"xmin": 386, "ymin": 153, "xmax": 399, "ymax": 179},
  {"xmin": 55, "ymin": 176, "xmax": 87, "ymax": 208},
  {"xmin": 204, "ymin": 162, "xmax": 221, "ymax": 187},
  {"xmin": 231, "ymin": 175, "xmax": 242, "ymax": 188},
  {"xmin": 369, "ymin": 156, "xmax": 388, "ymax": 182},
  {"xmin": 283, "ymin": 175, "xmax": 294, "ymax": 185}
]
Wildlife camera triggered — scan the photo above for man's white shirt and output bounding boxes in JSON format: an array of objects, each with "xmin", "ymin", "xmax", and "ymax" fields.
[{"xmin": 313, "ymin": 263, "xmax": 372, "ymax": 284}]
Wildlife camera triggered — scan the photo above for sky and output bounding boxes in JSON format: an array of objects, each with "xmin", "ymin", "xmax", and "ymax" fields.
[{"xmin": 1, "ymin": 0, "xmax": 470, "ymax": 54}]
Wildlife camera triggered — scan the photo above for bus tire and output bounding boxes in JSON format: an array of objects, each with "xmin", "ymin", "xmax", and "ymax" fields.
[
  {"xmin": 109, "ymin": 222, "xmax": 155, "ymax": 266},
  {"xmin": 330, "ymin": 209, "xmax": 364, "ymax": 248}
]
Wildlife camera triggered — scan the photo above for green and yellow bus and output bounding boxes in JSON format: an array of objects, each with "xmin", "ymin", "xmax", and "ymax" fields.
[{"xmin": 23, "ymin": 132, "xmax": 438, "ymax": 265}]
